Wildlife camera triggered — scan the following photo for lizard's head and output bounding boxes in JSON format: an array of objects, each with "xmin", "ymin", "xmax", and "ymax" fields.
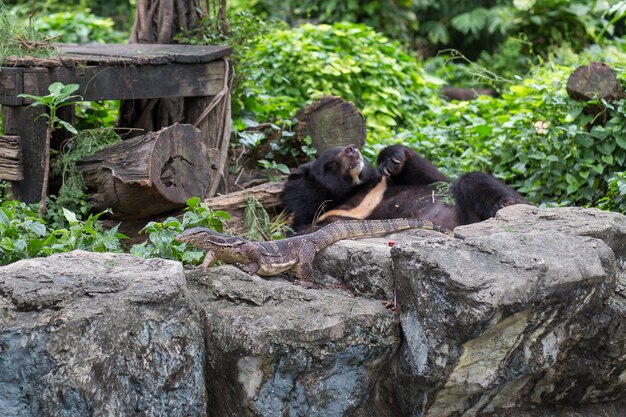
[{"xmin": 176, "ymin": 227, "xmax": 244, "ymax": 247}]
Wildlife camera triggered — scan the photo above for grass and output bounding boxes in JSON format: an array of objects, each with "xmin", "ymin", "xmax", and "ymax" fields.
[{"xmin": 0, "ymin": 1, "xmax": 57, "ymax": 62}]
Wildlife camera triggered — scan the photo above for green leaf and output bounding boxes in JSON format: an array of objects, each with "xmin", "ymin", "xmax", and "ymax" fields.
[
  {"xmin": 57, "ymin": 120, "xmax": 78, "ymax": 134},
  {"xmin": 186, "ymin": 196, "xmax": 201, "ymax": 208},
  {"xmin": 475, "ymin": 124, "xmax": 493, "ymax": 137},
  {"xmin": 63, "ymin": 208, "xmax": 79, "ymax": 224},
  {"xmin": 450, "ymin": 8, "xmax": 489, "ymax": 36}
]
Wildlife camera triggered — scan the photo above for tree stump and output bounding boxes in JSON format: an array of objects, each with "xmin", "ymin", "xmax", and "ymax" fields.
[
  {"xmin": 295, "ymin": 95, "xmax": 367, "ymax": 154},
  {"xmin": 77, "ymin": 123, "xmax": 210, "ymax": 219},
  {"xmin": 566, "ymin": 62, "xmax": 626, "ymax": 124}
]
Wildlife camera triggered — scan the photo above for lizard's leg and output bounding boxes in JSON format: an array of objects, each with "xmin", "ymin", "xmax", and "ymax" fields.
[
  {"xmin": 294, "ymin": 242, "xmax": 317, "ymax": 283},
  {"xmin": 236, "ymin": 244, "xmax": 262, "ymax": 275},
  {"xmin": 201, "ymin": 251, "xmax": 216, "ymax": 269}
]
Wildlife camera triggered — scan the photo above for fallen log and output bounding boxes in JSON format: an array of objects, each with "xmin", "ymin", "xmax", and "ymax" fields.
[
  {"xmin": 77, "ymin": 123, "xmax": 210, "ymax": 219},
  {"xmin": 295, "ymin": 95, "xmax": 366, "ymax": 154},
  {"xmin": 203, "ymin": 180, "xmax": 286, "ymax": 234}
]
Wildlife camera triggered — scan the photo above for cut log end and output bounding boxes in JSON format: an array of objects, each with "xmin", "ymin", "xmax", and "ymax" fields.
[
  {"xmin": 151, "ymin": 125, "xmax": 210, "ymax": 203},
  {"xmin": 566, "ymin": 62, "xmax": 626, "ymax": 102},
  {"xmin": 295, "ymin": 95, "xmax": 366, "ymax": 154}
]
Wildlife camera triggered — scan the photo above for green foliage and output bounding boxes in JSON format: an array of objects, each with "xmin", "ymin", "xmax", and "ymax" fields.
[
  {"xmin": 75, "ymin": 100, "xmax": 120, "ymax": 130},
  {"xmin": 19, "ymin": 82, "xmax": 80, "ymax": 134},
  {"xmin": 0, "ymin": 201, "xmax": 126, "ymax": 266},
  {"xmin": 175, "ymin": 10, "xmax": 282, "ymax": 115},
  {"xmin": 390, "ymin": 44, "xmax": 626, "ymax": 212},
  {"xmin": 35, "ymin": 11, "xmax": 127, "ymax": 44},
  {"xmin": 243, "ymin": 22, "xmax": 441, "ymax": 140},
  {"xmin": 243, "ymin": 197, "xmax": 291, "ymax": 241},
  {"xmin": 597, "ymin": 172, "xmax": 626, "ymax": 212},
  {"xmin": 130, "ymin": 197, "xmax": 231, "ymax": 265},
  {"xmin": 229, "ymin": 0, "xmax": 419, "ymax": 49},
  {"xmin": 50, "ymin": 128, "xmax": 122, "ymax": 222},
  {"xmin": 236, "ymin": 1, "xmax": 626, "ymax": 61}
]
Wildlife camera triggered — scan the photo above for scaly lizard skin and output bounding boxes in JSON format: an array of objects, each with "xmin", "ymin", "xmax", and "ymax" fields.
[{"xmin": 176, "ymin": 218, "xmax": 463, "ymax": 282}]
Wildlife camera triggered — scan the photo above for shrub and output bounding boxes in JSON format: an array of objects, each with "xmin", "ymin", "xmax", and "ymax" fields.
[
  {"xmin": 395, "ymin": 44, "xmax": 626, "ymax": 211},
  {"xmin": 243, "ymin": 22, "xmax": 440, "ymax": 141},
  {"xmin": 35, "ymin": 11, "xmax": 126, "ymax": 44},
  {"xmin": 130, "ymin": 197, "xmax": 231, "ymax": 265},
  {"xmin": 0, "ymin": 202, "xmax": 125, "ymax": 266}
]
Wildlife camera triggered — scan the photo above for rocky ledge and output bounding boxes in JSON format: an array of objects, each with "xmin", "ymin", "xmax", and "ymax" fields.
[{"xmin": 1, "ymin": 205, "xmax": 625, "ymax": 416}]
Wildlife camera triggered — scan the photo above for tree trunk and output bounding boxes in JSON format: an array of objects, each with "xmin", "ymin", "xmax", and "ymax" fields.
[
  {"xmin": 203, "ymin": 180, "xmax": 286, "ymax": 234},
  {"xmin": 120, "ymin": 0, "xmax": 200, "ymax": 135},
  {"xmin": 121, "ymin": 0, "xmax": 232, "ymax": 196},
  {"xmin": 77, "ymin": 123, "xmax": 210, "ymax": 218}
]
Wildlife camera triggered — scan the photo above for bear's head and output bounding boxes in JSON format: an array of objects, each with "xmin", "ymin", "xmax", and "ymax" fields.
[{"xmin": 304, "ymin": 144, "xmax": 379, "ymax": 197}]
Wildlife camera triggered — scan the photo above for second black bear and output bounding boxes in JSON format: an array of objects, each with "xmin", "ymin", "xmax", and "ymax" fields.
[{"xmin": 281, "ymin": 144, "xmax": 528, "ymax": 232}]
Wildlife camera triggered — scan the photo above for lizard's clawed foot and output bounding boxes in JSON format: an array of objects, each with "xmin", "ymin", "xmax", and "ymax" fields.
[{"xmin": 294, "ymin": 279, "xmax": 317, "ymax": 289}]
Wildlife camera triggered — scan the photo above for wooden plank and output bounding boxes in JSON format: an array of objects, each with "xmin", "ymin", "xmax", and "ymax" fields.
[
  {"xmin": 0, "ymin": 135, "xmax": 23, "ymax": 181},
  {"xmin": 2, "ymin": 106, "xmax": 47, "ymax": 201},
  {"xmin": 0, "ymin": 135, "xmax": 21, "ymax": 159},
  {"xmin": 0, "ymin": 159, "xmax": 23, "ymax": 181},
  {"xmin": 58, "ymin": 44, "xmax": 232, "ymax": 64},
  {"xmin": 10, "ymin": 60, "xmax": 227, "ymax": 105}
]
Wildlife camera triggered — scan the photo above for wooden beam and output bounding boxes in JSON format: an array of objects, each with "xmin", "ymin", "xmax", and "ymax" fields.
[
  {"xmin": 1, "ymin": 60, "xmax": 227, "ymax": 105},
  {"xmin": 2, "ymin": 106, "xmax": 47, "ymax": 201}
]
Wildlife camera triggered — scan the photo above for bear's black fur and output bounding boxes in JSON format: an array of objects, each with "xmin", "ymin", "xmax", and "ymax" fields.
[{"xmin": 281, "ymin": 144, "xmax": 528, "ymax": 232}]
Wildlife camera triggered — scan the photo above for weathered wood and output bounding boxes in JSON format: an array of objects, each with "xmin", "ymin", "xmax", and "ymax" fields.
[
  {"xmin": 3, "ymin": 44, "xmax": 232, "ymax": 68},
  {"xmin": 0, "ymin": 135, "xmax": 23, "ymax": 181},
  {"xmin": 77, "ymin": 123, "xmax": 211, "ymax": 218},
  {"xmin": 59, "ymin": 44, "xmax": 232, "ymax": 64},
  {"xmin": 441, "ymin": 86, "xmax": 498, "ymax": 101},
  {"xmin": 0, "ymin": 68, "xmax": 23, "ymax": 106},
  {"xmin": 185, "ymin": 59, "xmax": 233, "ymax": 196},
  {"xmin": 567, "ymin": 62, "xmax": 626, "ymax": 101},
  {"xmin": 2, "ymin": 106, "xmax": 47, "ymax": 201},
  {"xmin": 0, "ymin": 135, "xmax": 21, "ymax": 159},
  {"xmin": 204, "ymin": 180, "xmax": 285, "ymax": 212},
  {"xmin": 295, "ymin": 95, "xmax": 366, "ymax": 154},
  {"xmin": 1, "ymin": 61, "xmax": 226, "ymax": 106},
  {"xmin": 566, "ymin": 62, "xmax": 626, "ymax": 124}
]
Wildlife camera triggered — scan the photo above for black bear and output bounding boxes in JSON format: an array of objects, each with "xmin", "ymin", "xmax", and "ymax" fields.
[{"xmin": 281, "ymin": 144, "xmax": 528, "ymax": 232}]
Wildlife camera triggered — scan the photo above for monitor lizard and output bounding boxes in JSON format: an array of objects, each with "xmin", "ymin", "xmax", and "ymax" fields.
[
  {"xmin": 176, "ymin": 218, "xmax": 464, "ymax": 282},
  {"xmin": 176, "ymin": 219, "xmax": 463, "ymax": 282}
]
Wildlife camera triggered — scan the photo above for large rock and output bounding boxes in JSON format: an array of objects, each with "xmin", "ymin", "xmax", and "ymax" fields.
[
  {"xmin": 391, "ymin": 231, "xmax": 616, "ymax": 416},
  {"xmin": 186, "ymin": 266, "xmax": 400, "ymax": 417},
  {"xmin": 1, "ymin": 205, "xmax": 625, "ymax": 417},
  {"xmin": 0, "ymin": 251, "xmax": 206, "ymax": 417}
]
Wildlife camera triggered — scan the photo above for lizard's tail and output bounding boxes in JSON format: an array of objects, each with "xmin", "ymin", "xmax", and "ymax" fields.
[{"xmin": 312, "ymin": 218, "xmax": 463, "ymax": 249}]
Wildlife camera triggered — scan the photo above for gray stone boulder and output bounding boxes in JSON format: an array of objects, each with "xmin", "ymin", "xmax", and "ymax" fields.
[
  {"xmin": 0, "ymin": 251, "xmax": 206, "ymax": 417},
  {"xmin": 186, "ymin": 266, "xmax": 399, "ymax": 417},
  {"xmin": 391, "ymin": 230, "xmax": 616, "ymax": 416}
]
